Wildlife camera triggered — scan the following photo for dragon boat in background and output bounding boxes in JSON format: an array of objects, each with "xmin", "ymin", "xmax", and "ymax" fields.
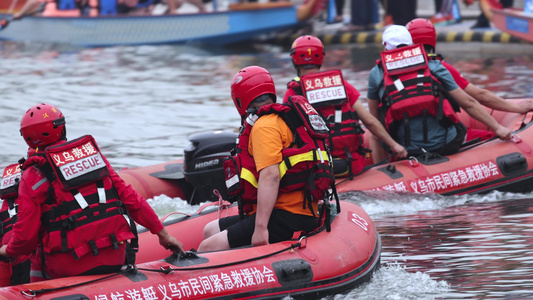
[
  {"xmin": 491, "ymin": 3, "xmax": 533, "ymax": 43},
  {"xmin": 0, "ymin": 0, "xmax": 332, "ymax": 47}
]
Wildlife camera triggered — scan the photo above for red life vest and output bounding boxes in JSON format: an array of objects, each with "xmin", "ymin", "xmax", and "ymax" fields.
[
  {"xmin": 0, "ymin": 163, "xmax": 22, "ymax": 244},
  {"xmin": 288, "ymin": 70, "xmax": 368, "ymax": 177},
  {"xmin": 377, "ymin": 44, "xmax": 461, "ymax": 145},
  {"xmin": 300, "ymin": 70, "xmax": 369, "ymax": 176},
  {"xmin": 25, "ymin": 135, "xmax": 137, "ymax": 263},
  {"xmin": 224, "ymin": 95, "xmax": 337, "ymax": 217}
]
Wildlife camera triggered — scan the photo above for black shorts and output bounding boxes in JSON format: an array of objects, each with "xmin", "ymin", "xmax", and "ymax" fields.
[{"xmin": 219, "ymin": 209, "xmax": 318, "ymax": 248}]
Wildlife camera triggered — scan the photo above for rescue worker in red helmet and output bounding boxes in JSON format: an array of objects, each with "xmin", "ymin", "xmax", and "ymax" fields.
[
  {"xmin": 0, "ymin": 103, "xmax": 184, "ymax": 281},
  {"xmin": 0, "ymin": 156, "xmax": 33, "ymax": 286},
  {"xmin": 406, "ymin": 18, "xmax": 533, "ymax": 115},
  {"xmin": 199, "ymin": 66, "xmax": 336, "ymax": 251},
  {"xmin": 367, "ymin": 25, "xmax": 512, "ymax": 162},
  {"xmin": 285, "ymin": 35, "xmax": 407, "ymax": 177}
]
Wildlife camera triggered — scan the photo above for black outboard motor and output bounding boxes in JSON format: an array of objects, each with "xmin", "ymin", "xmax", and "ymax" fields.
[{"xmin": 183, "ymin": 130, "xmax": 238, "ymax": 204}]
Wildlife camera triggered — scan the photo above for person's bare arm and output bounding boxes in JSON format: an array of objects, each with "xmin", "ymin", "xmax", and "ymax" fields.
[
  {"xmin": 450, "ymin": 88, "xmax": 512, "ymax": 140},
  {"xmin": 356, "ymin": 100, "xmax": 407, "ymax": 159},
  {"xmin": 464, "ymin": 83, "xmax": 533, "ymax": 114},
  {"xmin": 156, "ymin": 228, "xmax": 184, "ymax": 253},
  {"xmin": 251, "ymin": 164, "xmax": 279, "ymax": 246}
]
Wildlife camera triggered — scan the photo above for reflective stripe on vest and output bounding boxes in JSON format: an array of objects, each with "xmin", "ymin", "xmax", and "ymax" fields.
[
  {"xmin": 279, "ymin": 150, "xmax": 330, "ymax": 177},
  {"xmin": 240, "ymin": 168, "xmax": 258, "ymax": 188},
  {"xmin": 32, "ymin": 177, "xmax": 48, "ymax": 191},
  {"xmin": 241, "ymin": 149, "xmax": 330, "ymax": 188}
]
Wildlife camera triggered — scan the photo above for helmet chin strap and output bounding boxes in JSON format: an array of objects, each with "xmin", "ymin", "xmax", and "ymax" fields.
[
  {"xmin": 293, "ymin": 62, "xmax": 301, "ymax": 77},
  {"xmin": 297, "ymin": 65, "xmax": 321, "ymax": 77}
]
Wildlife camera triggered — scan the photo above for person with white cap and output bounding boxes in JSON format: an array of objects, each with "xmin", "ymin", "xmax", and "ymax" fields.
[
  {"xmin": 366, "ymin": 25, "xmax": 512, "ymax": 162},
  {"xmin": 406, "ymin": 18, "xmax": 533, "ymax": 115},
  {"xmin": 285, "ymin": 35, "xmax": 407, "ymax": 176}
]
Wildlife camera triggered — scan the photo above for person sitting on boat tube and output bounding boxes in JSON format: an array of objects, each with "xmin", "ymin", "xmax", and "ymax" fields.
[
  {"xmin": 0, "ymin": 103, "xmax": 184, "ymax": 282},
  {"xmin": 406, "ymin": 18, "xmax": 533, "ymax": 115},
  {"xmin": 366, "ymin": 25, "xmax": 512, "ymax": 162},
  {"xmin": 284, "ymin": 35, "xmax": 407, "ymax": 178},
  {"xmin": 198, "ymin": 66, "xmax": 337, "ymax": 251}
]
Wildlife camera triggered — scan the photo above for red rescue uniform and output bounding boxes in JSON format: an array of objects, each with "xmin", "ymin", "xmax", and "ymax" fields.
[{"xmin": 5, "ymin": 139, "xmax": 164, "ymax": 280}]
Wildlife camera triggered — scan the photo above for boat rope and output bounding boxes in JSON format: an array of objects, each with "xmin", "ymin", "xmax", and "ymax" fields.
[
  {"xmin": 20, "ymin": 240, "xmax": 305, "ymax": 297},
  {"xmin": 138, "ymin": 238, "xmax": 305, "ymax": 273},
  {"xmin": 335, "ymin": 155, "xmax": 392, "ymax": 186},
  {"xmin": 335, "ymin": 124, "xmax": 527, "ymax": 187},
  {"xmin": 21, "ymin": 265, "xmax": 141, "ymax": 297}
]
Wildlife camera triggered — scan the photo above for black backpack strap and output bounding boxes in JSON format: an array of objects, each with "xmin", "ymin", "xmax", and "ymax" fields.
[{"xmin": 403, "ymin": 112, "xmax": 410, "ymax": 146}]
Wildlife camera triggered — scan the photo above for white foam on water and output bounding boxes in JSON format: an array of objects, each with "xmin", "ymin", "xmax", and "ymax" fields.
[
  {"xmin": 340, "ymin": 190, "xmax": 532, "ymax": 218},
  {"xmin": 338, "ymin": 264, "xmax": 450, "ymax": 300}
]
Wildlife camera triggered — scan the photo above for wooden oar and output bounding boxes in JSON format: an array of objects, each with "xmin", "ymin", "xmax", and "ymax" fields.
[
  {"xmin": 7, "ymin": 0, "xmax": 20, "ymax": 14},
  {"xmin": 0, "ymin": 2, "xmax": 45, "ymax": 30}
]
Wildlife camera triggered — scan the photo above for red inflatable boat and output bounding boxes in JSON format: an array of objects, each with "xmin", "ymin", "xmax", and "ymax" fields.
[
  {"xmin": 0, "ymin": 200, "xmax": 381, "ymax": 299},
  {"xmin": 118, "ymin": 99, "xmax": 533, "ymax": 202}
]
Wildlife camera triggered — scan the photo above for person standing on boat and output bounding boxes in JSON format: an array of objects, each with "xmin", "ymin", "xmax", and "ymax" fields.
[
  {"xmin": 406, "ymin": 18, "xmax": 533, "ymax": 114},
  {"xmin": 198, "ymin": 66, "xmax": 336, "ymax": 251},
  {"xmin": 366, "ymin": 25, "xmax": 512, "ymax": 162},
  {"xmin": 285, "ymin": 35, "xmax": 407, "ymax": 177},
  {"xmin": 0, "ymin": 103, "xmax": 184, "ymax": 281}
]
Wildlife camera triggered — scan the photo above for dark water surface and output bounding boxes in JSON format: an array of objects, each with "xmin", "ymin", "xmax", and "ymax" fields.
[{"xmin": 2, "ymin": 40, "xmax": 533, "ymax": 299}]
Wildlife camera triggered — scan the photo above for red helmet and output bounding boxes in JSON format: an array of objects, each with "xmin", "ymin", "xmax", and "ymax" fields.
[
  {"xmin": 406, "ymin": 18, "xmax": 437, "ymax": 49},
  {"xmin": 290, "ymin": 35, "xmax": 325, "ymax": 66},
  {"xmin": 20, "ymin": 103, "xmax": 66, "ymax": 148},
  {"xmin": 231, "ymin": 66, "xmax": 276, "ymax": 116}
]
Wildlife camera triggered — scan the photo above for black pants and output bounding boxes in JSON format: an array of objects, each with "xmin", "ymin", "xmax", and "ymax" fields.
[
  {"xmin": 435, "ymin": 0, "xmax": 443, "ymax": 12},
  {"xmin": 335, "ymin": 0, "xmax": 345, "ymax": 16},
  {"xmin": 475, "ymin": 0, "xmax": 513, "ymax": 26},
  {"xmin": 380, "ymin": 0, "xmax": 417, "ymax": 25},
  {"xmin": 11, "ymin": 260, "xmax": 30, "ymax": 286},
  {"xmin": 350, "ymin": 0, "xmax": 375, "ymax": 26}
]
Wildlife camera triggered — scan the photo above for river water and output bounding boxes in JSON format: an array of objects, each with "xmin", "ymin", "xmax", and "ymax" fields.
[{"xmin": 2, "ymin": 40, "xmax": 533, "ymax": 299}]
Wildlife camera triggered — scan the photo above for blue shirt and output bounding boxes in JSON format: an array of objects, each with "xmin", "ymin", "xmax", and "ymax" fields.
[{"xmin": 367, "ymin": 60, "xmax": 460, "ymax": 153}]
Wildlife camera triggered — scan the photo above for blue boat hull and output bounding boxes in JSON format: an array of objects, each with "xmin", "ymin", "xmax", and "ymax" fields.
[{"xmin": 0, "ymin": 5, "xmax": 302, "ymax": 47}]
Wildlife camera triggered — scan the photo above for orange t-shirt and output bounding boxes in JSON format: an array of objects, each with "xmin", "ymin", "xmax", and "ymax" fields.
[{"xmin": 249, "ymin": 114, "xmax": 317, "ymax": 216}]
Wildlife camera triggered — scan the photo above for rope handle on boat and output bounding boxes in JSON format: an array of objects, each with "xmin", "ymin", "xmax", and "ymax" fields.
[
  {"xmin": 335, "ymin": 154, "xmax": 393, "ymax": 186},
  {"xmin": 336, "ymin": 128, "xmax": 526, "ymax": 188},
  {"xmin": 20, "ymin": 265, "xmax": 139, "ymax": 296},
  {"xmin": 138, "ymin": 239, "xmax": 308, "ymax": 273},
  {"xmin": 20, "ymin": 238, "xmax": 308, "ymax": 297},
  {"xmin": 195, "ymin": 190, "xmax": 232, "ymax": 216},
  {"xmin": 161, "ymin": 193, "xmax": 232, "ymax": 223},
  {"xmin": 511, "ymin": 134, "xmax": 522, "ymax": 143},
  {"xmin": 296, "ymin": 236, "xmax": 307, "ymax": 249},
  {"xmin": 215, "ymin": 189, "xmax": 231, "ymax": 219},
  {"xmin": 160, "ymin": 211, "xmax": 192, "ymax": 222}
]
